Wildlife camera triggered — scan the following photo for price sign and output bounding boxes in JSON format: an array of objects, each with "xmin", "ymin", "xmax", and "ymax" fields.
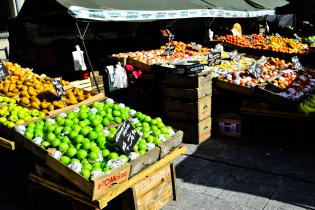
[
  {"xmin": 0, "ymin": 60, "xmax": 9, "ymax": 81},
  {"xmin": 208, "ymin": 52, "xmax": 221, "ymax": 66},
  {"xmin": 247, "ymin": 35, "xmax": 254, "ymax": 44},
  {"xmin": 291, "ymin": 56, "xmax": 303, "ymax": 70},
  {"xmin": 266, "ymin": 36, "xmax": 271, "ymax": 44},
  {"xmin": 113, "ymin": 120, "xmax": 141, "ymax": 156},
  {"xmin": 228, "ymin": 50, "xmax": 239, "ymax": 61},
  {"xmin": 162, "ymin": 44, "xmax": 175, "ymax": 56},
  {"xmin": 51, "ymin": 78, "xmax": 66, "ymax": 97},
  {"xmin": 249, "ymin": 62, "xmax": 264, "ymax": 78}
]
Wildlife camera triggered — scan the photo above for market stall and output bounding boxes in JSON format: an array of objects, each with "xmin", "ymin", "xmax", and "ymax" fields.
[{"xmin": 6, "ymin": 0, "xmax": 315, "ymax": 209}]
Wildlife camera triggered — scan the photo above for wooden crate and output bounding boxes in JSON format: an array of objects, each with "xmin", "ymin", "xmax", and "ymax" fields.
[
  {"xmin": 132, "ymin": 164, "xmax": 175, "ymax": 210},
  {"xmin": 14, "ymin": 129, "xmax": 131, "ymax": 200},
  {"xmin": 0, "ymin": 136, "xmax": 15, "ymax": 150},
  {"xmin": 158, "ymin": 131, "xmax": 183, "ymax": 158},
  {"xmin": 129, "ymin": 147, "xmax": 161, "ymax": 177},
  {"xmin": 164, "ymin": 83, "xmax": 212, "ymax": 100},
  {"xmin": 48, "ymin": 92, "xmax": 106, "ymax": 117},
  {"xmin": 167, "ymin": 117, "xmax": 212, "ymax": 144},
  {"xmin": 164, "ymin": 95, "xmax": 212, "ymax": 122},
  {"xmin": 217, "ymin": 115, "xmax": 241, "ymax": 138},
  {"xmin": 164, "ymin": 71, "xmax": 212, "ymax": 88}
]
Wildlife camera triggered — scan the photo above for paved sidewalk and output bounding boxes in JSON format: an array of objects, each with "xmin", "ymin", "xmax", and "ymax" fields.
[{"xmin": 164, "ymin": 139, "xmax": 315, "ymax": 210}]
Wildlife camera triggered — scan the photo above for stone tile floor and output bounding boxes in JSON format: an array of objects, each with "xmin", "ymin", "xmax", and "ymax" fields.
[{"xmin": 164, "ymin": 139, "xmax": 315, "ymax": 210}]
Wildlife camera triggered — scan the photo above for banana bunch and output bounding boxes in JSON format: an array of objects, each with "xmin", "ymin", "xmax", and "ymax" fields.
[{"xmin": 299, "ymin": 94, "xmax": 315, "ymax": 114}]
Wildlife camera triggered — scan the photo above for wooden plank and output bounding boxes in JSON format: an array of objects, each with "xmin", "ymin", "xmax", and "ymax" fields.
[
  {"xmin": 158, "ymin": 131, "xmax": 183, "ymax": 158},
  {"xmin": 48, "ymin": 92, "xmax": 106, "ymax": 117},
  {"xmin": 164, "ymin": 72, "xmax": 212, "ymax": 88},
  {"xmin": 135, "ymin": 179, "xmax": 173, "ymax": 210},
  {"xmin": 97, "ymin": 145, "xmax": 187, "ymax": 208},
  {"xmin": 0, "ymin": 136, "xmax": 15, "ymax": 150},
  {"xmin": 132, "ymin": 164, "xmax": 171, "ymax": 198},
  {"xmin": 170, "ymin": 164, "xmax": 177, "ymax": 201},
  {"xmin": 164, "ymin": 83, "xmax": 212, "ymax": 100},
  {"xmin": 164, "ymin": 96, "xmax": 212, "ymax": 121},
  {"xmin": 29, "ymin": 173, "xmax": 98, "ymax": 208},
  {"xmin": 129, "ymin": 147, "xmax": 161, "ymax": 177}
]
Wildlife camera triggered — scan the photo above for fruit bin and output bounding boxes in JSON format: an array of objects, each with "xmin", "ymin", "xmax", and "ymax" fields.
[
  {"xmin": 11, "ymin": 97, "xmax": 184, "ymax": 201},
  {"xmin": 215, "ymin": 78, "xmax": 255, "ymax": 96},
  {"xmin": 13, "ymin": 118, "xmax": 131, "ymax": 201}
]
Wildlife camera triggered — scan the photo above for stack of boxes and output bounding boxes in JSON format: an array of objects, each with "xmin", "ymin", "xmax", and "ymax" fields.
[{"xmin": 163, "ymin": 71, "xmax": 212, "ymax": 144}]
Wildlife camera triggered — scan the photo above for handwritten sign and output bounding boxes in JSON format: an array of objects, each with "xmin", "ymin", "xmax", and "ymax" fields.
[
  {"xmin": 266, "ymin": 36, "xmax": 271, "ymax": 44},
  {"xmin": 162, "ymin": 44, "xmax": 175, "ymax": 56},
  {"xmin": 247, "ymin": 35, "xmax": 254, "ymax": 44},
  {"xmin": 51, "ymin": 78, "xmax": 66, "ymax": 97},
  {"xmin": 208, "ymin": 52, "xmax": 221, "ymax": 66},
  {"xmin": 249, "ymin": 62, "xmax": 264, "ymax": 78},
  {"xmin": 114, "ymin": 120, "xmax": 141, "ymax": 155},
  {"xmin": 291, "ymin": 56, "xmax": 303, "ymax": 70},
  {"xmin": 0, "ymin": 60, "xmax": 9, "ymax": 81}
]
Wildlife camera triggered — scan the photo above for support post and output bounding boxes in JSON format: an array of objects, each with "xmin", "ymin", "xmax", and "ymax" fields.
[{"xmin": 75, "ymin": 22, "xmax": 100, "ymax": 93}]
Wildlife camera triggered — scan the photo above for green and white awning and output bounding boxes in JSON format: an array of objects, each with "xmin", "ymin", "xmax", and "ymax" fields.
[{"xmin": 67, "ymin": 6, "xmax": 276, "ymax": 21}]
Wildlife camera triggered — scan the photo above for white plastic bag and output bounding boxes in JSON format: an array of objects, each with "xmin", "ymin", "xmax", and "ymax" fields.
[
  {"xmin": 72, "ymin": 45, "xmax": 87, "ymax": 71},
  {"xmin": 113, "ymin": 64, "xmax": 128, "ymax": 89}
]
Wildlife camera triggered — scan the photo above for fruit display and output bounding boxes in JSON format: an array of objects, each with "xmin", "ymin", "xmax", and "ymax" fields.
[
  {"xmin": 217, "ymin": 34, "xmax": 309, "ymax": 54},
  {"xmin": 15, "ymin": 99, "xmax": 176, "ymax": 180},
  {"xmin": 220, "ymin": 72, "xmax": 259, "ymax": 88},
  {"xmin": 207, "ymin": 56, "xmax": 255, "ymax": 77},
  {"xmin": 0, "ymin": 104, "xmax": 45, "ymax": 128},
  {"xmin": 276, "ymin": 71, "xmax": 315, "ymax": 101},
  {"xmin": 113, "ymin": 41, "xmax": 210, "ymax": 67},
  {"xmin": 0, "ymin": 62, "xmax": 93, "ymax": 113},
  {"xmin": 0, "ymin": 95, "xmax": 16, "ymax": 106},
  {"xmin": 218, "ymin": 57, "xmax": 293, "ymax": 87},
  {"xmin": 269, "ymin": 70, "xmax": 297, "ymax": 89},
  {"xmin": 304, "ymin": 36, "xmax": 315, "ymax": 47},
  {"xmin": 299, "ymin": 94, "xmax": 315, "ymax": 114}
]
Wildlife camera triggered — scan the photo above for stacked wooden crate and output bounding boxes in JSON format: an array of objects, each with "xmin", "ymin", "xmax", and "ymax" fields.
[
  {"xmin": 163, "ymin": 71, "xmax": 212, "ymax": 144},
  {"xmin": 69, "ymin": 71, "xmax": 105, "ymax": 93}
]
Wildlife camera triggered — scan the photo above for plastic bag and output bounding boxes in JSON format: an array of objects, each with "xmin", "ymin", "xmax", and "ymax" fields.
[
  {"xmin": 113, "ymin": 64, "xmax": 128, "ymax": 89},
  {"xmin": 72, "ymin": 45, "xmax": 87, "ymax": 71}
]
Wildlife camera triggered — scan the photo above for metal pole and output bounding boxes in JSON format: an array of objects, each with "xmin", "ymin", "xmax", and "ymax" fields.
[{"xmin": 75, "ymin": 22, "xmax": 100, "ymax": 93}]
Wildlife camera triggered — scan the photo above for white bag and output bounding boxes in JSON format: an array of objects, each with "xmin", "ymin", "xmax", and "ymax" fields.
[
  {"xmin": 113, "ymin": 63, "xmax": 128, "ymax": 89},
  {"xmin": 72, "ymin": 45, "xmax": 87, "ymax": 71}
]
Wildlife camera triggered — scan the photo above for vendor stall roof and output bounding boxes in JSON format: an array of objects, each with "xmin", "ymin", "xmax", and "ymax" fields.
[{"xmin": 17, "ymin": 0, "xmax": 289, "ymax": 22}]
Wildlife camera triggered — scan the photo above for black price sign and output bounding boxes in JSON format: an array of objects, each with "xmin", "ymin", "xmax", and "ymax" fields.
[
  {"xmin": 208, "ymin": 52, "xmax": 221, "ymax": 66},
  {"xmin": 51, "ymin": 78, "xmax": 66, "ymax": 97},
  {"xmin": 162, "ymin": 44, "xmax": 175, "ymax": 56},
  {"xmin": 249, "ymin": 62, "xmax": 264, "ymax": 78},
  {"xmin": 0, "ymin": 60, "xmax": 9, "ymax": 81},
  {"xmin": 229, "ymin": 50, "xmax": 241, "ymax": 62},
  {"xmin": 247, "ymin": 35, "xmax": 254, "ymax": 44},
  {"xmin": 266, "ymin": 36, "xmax": 271, "ymax": 44},
  {"xmin": 114, "ymin": 120, "xmax": 141, "ymax": 156},
  {"xmin": 291, "ymin": 56, "xmax": 303, "ymax": 70}
]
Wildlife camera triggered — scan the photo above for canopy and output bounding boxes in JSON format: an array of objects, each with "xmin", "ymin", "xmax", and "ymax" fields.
[{"xmin": 17, "ymin": 0, "xmax": 289, "ymax": 22}]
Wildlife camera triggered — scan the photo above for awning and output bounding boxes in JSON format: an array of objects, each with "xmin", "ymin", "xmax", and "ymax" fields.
[{"xmin": 17, "ymin": 0, "xmax": 289, "ymax": 22}]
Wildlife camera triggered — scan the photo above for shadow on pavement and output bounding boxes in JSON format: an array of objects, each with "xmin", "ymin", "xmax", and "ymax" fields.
[{"xmin": 168, "ymin": 138, "xmax": 315, "ymax": 210}]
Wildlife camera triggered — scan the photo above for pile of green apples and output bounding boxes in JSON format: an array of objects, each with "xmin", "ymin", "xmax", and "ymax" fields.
[
  {"xmin": 0, "ymin": 104, "xmax": 46, "ymax": 128},
  {"xmin": 0, "ymin": 95, "xmax": 16, "ymax": 106},
  {"xmin": 131, "ymin": 112, "xmax": 175, "ymax": 155},
  {"xmin": 16, "ymin": 99, "xmax": 176, "ymax": 180}
]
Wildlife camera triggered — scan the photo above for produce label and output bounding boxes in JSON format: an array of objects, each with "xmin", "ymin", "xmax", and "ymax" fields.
[
  {"xmin": 291, "ymin": 56, "xmax": 303, "ymax": 70},
  {"xmin": 114, "ymin": 120, "xmax": 141, "ymax": 155},
  {"xmin": 0, "ymin": 60, "xmax": 9, "ymax": 81},
  {"xmin": 51, "ymin": 78, "xmax": 67, "ymax": 97},
  {"xmin": 249, "ymin": 62, "xmax": 264, "ymax": 78},
  {"xmin": 208, "ymin": 52, "xmax": 221, "ymax": 66},
  {"xmin": 246, "ymin": 35, "xmax": 254, "ymax": 44},
  {"xmin": 266, "ymin": 36, "xmax": 271, "ymax": 44}
]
